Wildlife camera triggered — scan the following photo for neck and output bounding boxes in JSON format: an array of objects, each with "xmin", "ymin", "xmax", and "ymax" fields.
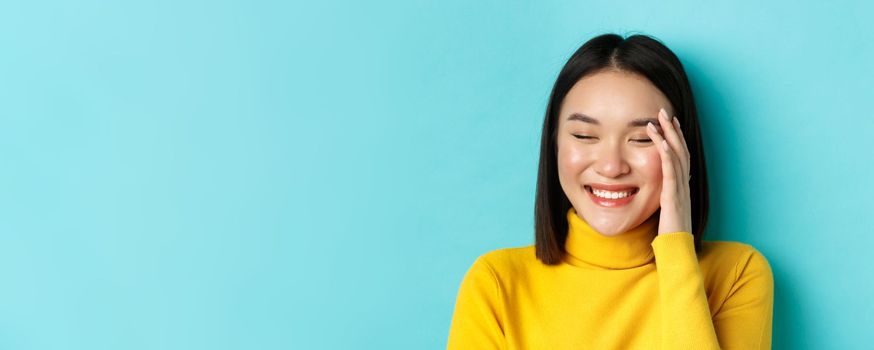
[{"xmin": 563, "ymin": 207, "xmax": 659, "ymax": 269}]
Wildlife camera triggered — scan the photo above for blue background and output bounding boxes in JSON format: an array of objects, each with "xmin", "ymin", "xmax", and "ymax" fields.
[{"xmin": 1, "ymin": 1, "xmax": 871, "ymax": 349}]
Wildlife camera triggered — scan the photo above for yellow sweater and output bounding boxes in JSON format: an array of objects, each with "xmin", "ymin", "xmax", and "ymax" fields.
[{"xmin": 447, "ymin": 207, "xmax": 773, "ymax": 349}]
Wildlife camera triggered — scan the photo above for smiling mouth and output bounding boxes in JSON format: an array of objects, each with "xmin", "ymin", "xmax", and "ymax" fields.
[
  {"xmin": 584, "ymin": 185, "xmax": 639, "ymax": 197},
  {"xmin": 583, "ymin": 185, "xmax": 639, "ymax": 207}
]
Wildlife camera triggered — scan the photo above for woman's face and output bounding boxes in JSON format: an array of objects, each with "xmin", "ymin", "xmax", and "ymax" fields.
[{"xmin": 556, "ymin": 70, "xmax": 674, "ymax": 236}]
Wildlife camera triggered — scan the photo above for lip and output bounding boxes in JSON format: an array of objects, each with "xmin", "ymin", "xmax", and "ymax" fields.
[
  {"xmin": 586, "ymin": 183, "xmax": 639, "ymax": 191},
  {"xmin": 584, "ymin": 185, "xmax": 638, "ymax": 208}
]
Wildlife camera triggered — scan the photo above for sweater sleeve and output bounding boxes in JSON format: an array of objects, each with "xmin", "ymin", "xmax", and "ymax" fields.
[
  {"xmin": 446, "ymin": 256, "xmax": 506, "ymax": 350},
  {"xmin": 651, "ymin": 232, "xmax": 774, "ymax": 350}
]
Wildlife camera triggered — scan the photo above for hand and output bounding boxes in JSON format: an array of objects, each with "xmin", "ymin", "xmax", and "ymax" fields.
[{"xmin": 646, "ymin": 108, "xmax": 693, "ymax": 235}]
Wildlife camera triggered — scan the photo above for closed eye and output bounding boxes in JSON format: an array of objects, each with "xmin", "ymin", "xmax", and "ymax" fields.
[{"xmin": 573, "ymin": 134, "xmax": 653, "ymax": 143}]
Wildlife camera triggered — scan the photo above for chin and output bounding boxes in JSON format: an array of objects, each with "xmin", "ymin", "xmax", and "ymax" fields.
[{"xmin": 573, "ymin": 193, "xmax": 651, "ymax": 233}]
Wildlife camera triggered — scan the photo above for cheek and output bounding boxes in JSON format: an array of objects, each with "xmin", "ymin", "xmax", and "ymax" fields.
[
  {"xmin": 638, "ymin": 150, "xmax": 664, "ymax": 184},
  {"xmin": 557, "ymin": 143, "xmax": 589, "ymax": 176}
]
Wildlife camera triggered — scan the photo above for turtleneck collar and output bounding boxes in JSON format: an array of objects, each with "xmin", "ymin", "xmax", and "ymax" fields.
[{"xmin": 563, "ymin": 207, "xmax": 659, "ymax": 269}]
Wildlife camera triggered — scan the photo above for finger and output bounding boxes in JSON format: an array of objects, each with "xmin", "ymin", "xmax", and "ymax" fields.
[
  {"xmin": 671, "ymin": 116, "xmax": 691, "ymax": 162},
  {"xmin": 670, "ymin": 116, "xmax": 691, "ymax": 181},
  {"xmin": 658, "ymin": 108, "xmax": 689, "ymax": 177},
  {"xmin": 646, "ymin": 121, "xmax": 680, "ymax": 194},
  {"xmin": 658, "ymin": 108, "xmax": 686, "ymax": 171}
]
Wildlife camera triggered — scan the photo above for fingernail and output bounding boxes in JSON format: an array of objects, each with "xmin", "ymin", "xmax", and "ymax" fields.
[
  {"xmin": 662, "ymin": 140, "xmax": 669, "ymax": 151},
  {"xmin": 647, "ymin": 122, "xmax": 656, "ymax": 131}
]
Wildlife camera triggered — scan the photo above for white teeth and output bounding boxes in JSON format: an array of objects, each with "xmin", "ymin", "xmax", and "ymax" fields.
[{"xmin": 590, "ymin": 188, "xmax": 634, "ymax": 199}]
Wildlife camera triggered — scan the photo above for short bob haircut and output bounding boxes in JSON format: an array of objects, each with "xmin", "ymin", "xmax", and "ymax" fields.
[{"xmin": 534, "ymin": 33, "xmax": 710, "ymax": 265}]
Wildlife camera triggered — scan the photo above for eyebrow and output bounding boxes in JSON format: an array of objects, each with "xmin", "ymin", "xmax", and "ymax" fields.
[{"xmin": 566, "ymin": 113, "xmax": 660, "ymax": 128}]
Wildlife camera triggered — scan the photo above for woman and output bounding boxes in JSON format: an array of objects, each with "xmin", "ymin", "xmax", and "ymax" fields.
[{"xmin": 446, "ymin": 33, "xmax": 774, "ymax": 349}]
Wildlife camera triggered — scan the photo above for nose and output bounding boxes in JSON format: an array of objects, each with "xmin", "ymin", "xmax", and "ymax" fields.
[{"xmin": 593, "ymin": 143, "xmax": 631, "ymax": 178}]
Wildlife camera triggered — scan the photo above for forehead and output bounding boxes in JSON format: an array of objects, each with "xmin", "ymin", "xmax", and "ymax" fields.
[{"xmin": 559, "ymin": 70, "xmax": 672, "ymax": 126}]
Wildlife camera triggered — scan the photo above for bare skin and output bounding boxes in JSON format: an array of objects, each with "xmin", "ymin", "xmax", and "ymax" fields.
[{"xmin": 556, "ymin": 69, "xmax": 692, "ymax": 237}]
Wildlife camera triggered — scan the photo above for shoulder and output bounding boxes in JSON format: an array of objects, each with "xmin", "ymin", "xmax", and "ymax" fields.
[
  {"xmin": 700, "ymin": 240, "xmax": 774, "ymax": 284},
  {"xmin": 701, "ymin": 240, "xmax": 771, "ymax": 265},
  {"xmin": 465, "ymin": 244, "xmax": 538, "ymax": 279}
]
